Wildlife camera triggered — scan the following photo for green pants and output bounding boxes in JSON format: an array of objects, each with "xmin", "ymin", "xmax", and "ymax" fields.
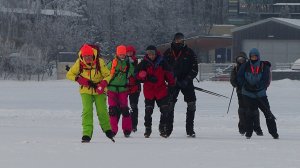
[{"xmin": 81, "ymin": 93, "xmax": 111, "ymax": 138}]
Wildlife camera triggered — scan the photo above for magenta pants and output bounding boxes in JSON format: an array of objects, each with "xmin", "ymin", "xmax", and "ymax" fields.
[{"xmin": 107, "ymin": 91, "xmax": 132, "ymax": 134}]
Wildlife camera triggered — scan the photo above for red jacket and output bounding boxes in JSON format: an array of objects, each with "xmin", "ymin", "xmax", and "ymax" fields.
[{"xmin": 136, "ymin": 54, "xmax": 175, "ymax": 100}]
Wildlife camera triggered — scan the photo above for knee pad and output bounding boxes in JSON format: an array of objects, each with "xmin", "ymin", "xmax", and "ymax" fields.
[
  {"xmin": 160, "ymin": 105, "xmax": 169, "ymax": 114},
  {"xmin": 109, "ymin": 106, "xmax": 119, "ymax": 116},
  {"xmin": 187, "ymin": 101, "xmax": 196, "ymax": 112},
  {"xmin": 145, "ymin": 105, "xmax": 154, "ymax": 115},
  {"xmin": 121, "ymin": 107, "xmax": 130, "ymax": 117}
]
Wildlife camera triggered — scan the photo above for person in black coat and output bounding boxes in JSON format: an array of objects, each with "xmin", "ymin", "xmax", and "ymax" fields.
[
  {"xmin": 230, "ymin": 52, "xmax": 263, "ymax": 136},
  {"xmin": 163, "ymin": 32, "xmax": 198, "ymax": 137}
]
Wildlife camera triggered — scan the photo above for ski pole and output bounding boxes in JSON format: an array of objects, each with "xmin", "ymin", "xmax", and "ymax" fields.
[
  {"xmin": 194, "ymin": 86, "xmax": 229, "ymax": 99},
  {"xmin": 226, "ymin": 87, "xmax": 234, "ymax": 114}
]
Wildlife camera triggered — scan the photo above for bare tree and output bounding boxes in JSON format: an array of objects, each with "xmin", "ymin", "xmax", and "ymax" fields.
[{"xmin": 0, "ymin": 36, "xmax": 16, "ymax": 79}]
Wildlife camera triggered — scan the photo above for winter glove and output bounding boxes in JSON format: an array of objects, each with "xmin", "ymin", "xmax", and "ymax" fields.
[
  {"xmin": 105, "ymin": 130, "xmax": 115, "ymax": 142},
  {"xmin": 65, "ymin": 65, "xmax": 70, "ymax": 71},
  {"xmin": 75, "ymin": 76, "xmax": 89, "ymax": 87},
  {"xmin": 138, "ymin": 70, "xmax": 147, "ymax": 79},
  {"xmin": 147, "ymin": 75, "xmax": 157, "ymax": 83},
  {"xmin": 96, "ymin": 80, "xmax": 108, "ymax": 94},
  {"xmin": 88, "ymin": 80, "xmax": 97, "ymax": 89}
]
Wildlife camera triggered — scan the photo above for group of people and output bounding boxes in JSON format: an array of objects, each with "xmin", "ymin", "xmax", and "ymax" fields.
[
  {"xmin": 66, "ymin": 32, "xmax": 279, "ymax": 143},
  {"xmin": 230, "ymin": 48, "xmax": 279, "ymax": 139},
  {"xmin": 66, "ymin": 33, "xmax": 199, "ymax": 143}
]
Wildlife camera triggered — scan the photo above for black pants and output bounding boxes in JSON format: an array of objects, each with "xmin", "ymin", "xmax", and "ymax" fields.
[
  {"xmin": 144, "ymin": 96, "xmax": 170, "ymax": 129},
  {"xmin": 237, "ymin": 93, "xmax": 261, "ymax": 133},
  {"xmin": 129, "ymin": 91, "xmax": 140, "ymax": 129},
  {"xmin": 243, "ymin": 95, "xmax": 277, "ymax": 137},
  {"xmin": 169, "ymin": 81, "xmax": 196, "ymax": 135}
]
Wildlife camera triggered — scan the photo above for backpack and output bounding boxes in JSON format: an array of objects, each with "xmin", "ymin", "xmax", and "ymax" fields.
[{"xmin": 109, "ymin": 57, "xmax": 130, "ymax": 85}]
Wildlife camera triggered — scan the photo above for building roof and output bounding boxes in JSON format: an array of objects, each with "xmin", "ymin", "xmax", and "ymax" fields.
[
  {"xmin": 232, "ymin": 18, "xmax": 300, "ymax": 32},
  {"xmin": 0, "ymin": 7, "xmax": 82, "ymax": 17},
  {"xmin": 274, "ymin": 3, "xmax": 300, "ymax": 6}
]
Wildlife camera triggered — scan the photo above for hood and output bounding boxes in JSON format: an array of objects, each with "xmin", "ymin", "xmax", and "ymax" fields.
[
  {"xmin": 78, "ymin": 44, "xmax": 97, "ymax": 67},
  {"xmin": 248, "ymin": 48, "xmax": 260, "ymax": 60},
  {"xmin": 126, "ymin": 45, "xmax": 136, "ymax": 56}
]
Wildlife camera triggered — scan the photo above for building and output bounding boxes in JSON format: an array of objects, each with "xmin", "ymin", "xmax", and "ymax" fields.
[
  {"xmin": 232, "ymin": 17, "xmax": 300, "ymax": 68},
  {"xmin": 227, "ymin": 0, "xmax": 300, "ymax": 25}
]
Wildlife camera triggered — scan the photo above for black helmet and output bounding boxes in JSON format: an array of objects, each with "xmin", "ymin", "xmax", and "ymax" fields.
[
  {"xmin": 173, "ymin": 32, "xmax": 184, "ymax": 42},
  {"xmin": 146, "ymin": 45, "xmax": 157, "ymax": 51}
]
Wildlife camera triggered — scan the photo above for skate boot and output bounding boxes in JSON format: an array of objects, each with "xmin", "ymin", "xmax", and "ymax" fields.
[
  {"xmin": 81, "ymin": 135, "xmax": 91, "ymax": 143},
  {"xmin": 144, "ymin": 127, "xmax": 152, "ymax": 138}
]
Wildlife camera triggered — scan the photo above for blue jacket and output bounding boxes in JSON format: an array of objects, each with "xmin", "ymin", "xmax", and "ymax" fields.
[{"xmin": 237, "ymin": 48, "xmax": 271, "ymax": 98}]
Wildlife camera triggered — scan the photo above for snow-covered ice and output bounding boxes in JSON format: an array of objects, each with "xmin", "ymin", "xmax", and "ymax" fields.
[{"xmin": 0, "ymin": 79, "xmax": 300, "ymax": 168}]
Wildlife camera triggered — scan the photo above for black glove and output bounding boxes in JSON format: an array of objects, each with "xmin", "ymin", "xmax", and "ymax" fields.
[
  {"xmin": 147, "ymin": 75, "xmax": 158, "ymax": 83},
  {"xmin": 88, "ymin": 80, "xmax": 97, "ymax": 89},
  {"xmin": 65, "ymin": 65, "xmax": 70, "ymax": 71}
]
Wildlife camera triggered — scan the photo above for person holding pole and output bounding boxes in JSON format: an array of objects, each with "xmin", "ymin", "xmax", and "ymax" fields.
[{"xmin": 230, "ymin": 51, "xmax": 263, "ymax": 136}]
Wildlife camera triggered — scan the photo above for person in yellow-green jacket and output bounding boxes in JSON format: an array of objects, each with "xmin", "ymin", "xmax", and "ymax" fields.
[{"xmin": 66, "ymin": 43, "xmax": 115, "ymax": 143}]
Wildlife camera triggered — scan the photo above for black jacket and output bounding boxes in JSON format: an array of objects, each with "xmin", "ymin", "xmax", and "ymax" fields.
[{"xmin": 163, "ymin": 44, "xmax": 198, "ymax": 81}]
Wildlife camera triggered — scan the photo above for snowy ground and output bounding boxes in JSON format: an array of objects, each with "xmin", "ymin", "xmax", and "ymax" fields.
[{"xmin": 0, "ymin": 79, "xmax": 300, "ymax": 168}]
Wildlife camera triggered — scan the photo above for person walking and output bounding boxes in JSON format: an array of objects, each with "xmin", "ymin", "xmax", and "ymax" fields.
[
  {"xmin": 163, "ymin": 32, "xmax": 198, "ymax": 137},
  {"xmin": 136, "ymin": 45, "xmax": 175, "ymax": 138}
]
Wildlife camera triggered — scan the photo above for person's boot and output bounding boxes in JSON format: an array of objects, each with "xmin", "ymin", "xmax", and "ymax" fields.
[
  {"xmin": 271, "ymin": 133, "xmax": 279, "ymax": 139},
  {"xmin": 130, "ymin": 106, "xmax": 138, "ymax": 132},
  {"xmin": 144, "ymin": 127, "xmax": 152, "ymax": 138},
  {"xmin": 245, "ymin": 132, "xmax": 252, "ymax": 139},
  {"xmin": 81, "ymin": 135, "xmax": 91, "ymax": 143},
  {"xmin": 124, "ymin": 130, "xmax": 131, "ymax": 138},
  {"xmin": 187, "ymin": 130, "xmax": 196, "ymax": 138},
  {"xmin": 254, "ymin": 128, "xmax": 264, "ymax": 136}
]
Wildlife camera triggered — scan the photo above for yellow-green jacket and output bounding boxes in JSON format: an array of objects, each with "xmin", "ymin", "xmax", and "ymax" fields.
[{"xmin": 66, "ymin": 49, "xmax": 111, "ymax": 95}]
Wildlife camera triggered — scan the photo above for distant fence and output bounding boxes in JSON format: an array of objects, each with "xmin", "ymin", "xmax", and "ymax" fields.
[
  {"xmin": 274, "ymin": 63, "xmax": 292, "ymax": 70},
  {"xmin": 198, "ymin": 63, "xmax": 233, "ymax": 81},
  {"xmin": 198, "ymin": 63, "xmax": 300, "ymax": 81}
]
